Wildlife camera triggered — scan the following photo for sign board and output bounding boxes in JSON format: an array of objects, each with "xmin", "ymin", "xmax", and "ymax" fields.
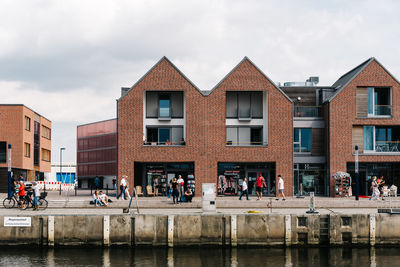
[{"xmin": 4, "ymin": 217, "xmax": 31, "ymax": 227}]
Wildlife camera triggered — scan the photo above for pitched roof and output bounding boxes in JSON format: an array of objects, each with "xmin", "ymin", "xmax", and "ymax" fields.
[
  {"xmin": 118, "ymin": 56, "xmax": 205, "ymax": 101},
  {"xmin": 207, "ymin": 57, "xmax": 292, "ymax": 102},
  {"xmin": 327, "ymin": 58, "xmax": 374, "ymax": 102}
]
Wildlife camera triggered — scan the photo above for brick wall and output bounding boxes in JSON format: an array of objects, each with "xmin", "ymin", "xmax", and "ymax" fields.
[
  {"xmin": 118, "ymin": 58, "xmax": 293, "ymax": 196},
  {"xmin": 329, "ymin": 60, "xmax": 400, "ymax": 196}
]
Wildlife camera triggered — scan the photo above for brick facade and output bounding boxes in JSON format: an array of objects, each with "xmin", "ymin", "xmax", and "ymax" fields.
[
  {"xmin": 328, "ymin": 59, "xmax": 400, "ymax": 196},
  {"xmin": 118, "ymin": 57, "xmax": 293, "ymax": 196}
]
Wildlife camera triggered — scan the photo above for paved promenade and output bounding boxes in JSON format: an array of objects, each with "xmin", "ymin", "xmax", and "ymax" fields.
[{"xmin": 0, "ymin": 190, "xmax": 396, "ymax": 215}]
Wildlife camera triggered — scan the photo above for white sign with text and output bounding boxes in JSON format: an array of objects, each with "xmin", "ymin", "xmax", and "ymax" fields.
[{"xmin": 4, "ymin": 217, "xmax": 31, "ymax": 227}]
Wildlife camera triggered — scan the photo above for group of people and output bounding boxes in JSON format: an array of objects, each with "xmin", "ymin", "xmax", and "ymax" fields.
[
  {"xmin": 92, "ymin": 190, "xmax": 109, "ymax": 206},
  {"xmin": 11, "ymin": 174, "xmax": 41, "ymax": 210},
  {"xmin": 169, "ymin": 175, "xmax": 193, "ymax": 204},
  {"xmin": 370, "ymin": 176, "xmax": 386, "ymax": 201},
  {"xmin": 239, "ymin": 174, "xmax": 286, "ymax": 201}
]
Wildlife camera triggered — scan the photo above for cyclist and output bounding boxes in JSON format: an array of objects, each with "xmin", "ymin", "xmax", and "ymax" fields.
[{"xmin": 18, "ymin": 181, "xmax": 26, "ymax": 209}]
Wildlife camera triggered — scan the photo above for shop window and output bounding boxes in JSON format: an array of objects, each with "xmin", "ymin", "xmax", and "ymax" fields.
[
  {"xmin": 294, "ymin": 128, "xmax": 311, "ymax": 153},
  {"xmin": 42, "ymin": 149, "xmax": 51, "ymax": 162},
  {"xmin": 25, "ymin": 116, "xmax": 31, "ymax": 131},
  {"xmin": 0, "ymin": 142, "xmax": 6, "ymax": 163},
  {"xmin": 226, "ymin": 91, "xmax": 263, "ymax": 119},
  {"xmin": 24, "ymin": 143, "xmax": 30, "ymax": 158},
  {"xmin": 226, "ymin": 127, "xmax": 263, "ymax": 146}
]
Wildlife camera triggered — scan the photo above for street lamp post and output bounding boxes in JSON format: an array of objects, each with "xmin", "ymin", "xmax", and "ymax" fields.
[
  {"xmin": 7, "ymin": 144, "xmax": 12, "ymax": 199},
  {"xmin": 355, "ymin": 145, "xmax": 359, "ymax": 201},
  {"xmin": 60, "ymin": 147, "xmax": 66, "ymax": 195}
]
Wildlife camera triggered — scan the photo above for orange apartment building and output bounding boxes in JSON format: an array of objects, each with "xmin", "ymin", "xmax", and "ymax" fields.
[{"xmin": 0, "ymin": 104, "xmax": 51, "ymax": 192}]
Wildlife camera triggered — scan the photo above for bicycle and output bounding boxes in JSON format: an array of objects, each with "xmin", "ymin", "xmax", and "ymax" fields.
[
  {"xmin": 24, "ymin": 192, "xmax": 48, "ymax": 210},
  {"xmin": 2, "ymin": 193, "xmax": 19, "ymax": 209}
]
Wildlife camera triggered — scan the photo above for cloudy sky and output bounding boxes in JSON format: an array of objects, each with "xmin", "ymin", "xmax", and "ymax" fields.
[{"xmin": 0, "ymin": 0, "xmax": 399, "ymax": 163}]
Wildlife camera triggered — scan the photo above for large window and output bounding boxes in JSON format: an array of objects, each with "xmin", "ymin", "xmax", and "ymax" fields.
[
  {"xmin": 226, "ymin": 127, "xmax": 263, "ymax": 146},
  {"xmin": 146, "ymin": 91, "xmax": 184, "ymax": 119},
  {"xmin": 24, "ymin": 143, "xmax": 30, "ymax": 158},
  {"xmin": 294, "ymin": 128, "xmax": 311, "ymax": 153},
  {"xmin": 0, "ymin": 142, "xmax": 6, "ymax": 163},
  {"xmin": 25, "ymin": 116, "xmax": 31, "ymax": 131},
  {"xmin": 42, "ymin": 149, "xmax": 51, "ymax": 162},
  {"xmin": 42, "ymin": 126, "xmax": 51, "ymax": 139},
  {"xmin": 368, "ymin": 87, "xmax": 391, "ymax": 116},
  {"xmin": 364, "ymin": 126, "xmax": 400, "ymax": 152},
  {"xmin": 146, "ymin": 127, "xmax": 184, "ymax": 145},
  {"xmin": 226, "ymin": 91, "xmax": 263, "ymax": 120}
]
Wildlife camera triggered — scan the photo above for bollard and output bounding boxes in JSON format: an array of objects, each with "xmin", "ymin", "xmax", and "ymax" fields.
[
  {"xmin": 59, "ymin": 183, "xmax": 62, "ymax": 195},
  {"xmin": 75, "ymin": 184, "xmax": 77, "ymax": 196}
]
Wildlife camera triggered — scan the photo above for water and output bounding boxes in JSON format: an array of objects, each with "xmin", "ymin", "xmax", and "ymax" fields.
[{"xmin": 0, "ymin": 246, "xmax": 399, "ymax": 267}]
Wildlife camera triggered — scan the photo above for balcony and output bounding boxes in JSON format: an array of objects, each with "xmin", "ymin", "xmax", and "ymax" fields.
[
  {"xmin": 294, "ymin": 106, "xmax": 322, "ymax": 118},
  {"xmin": 226, "ymin": 141, "xmax": 267, "ymax": 146},
  {"xmin": 374, "ymin": 105, "xmax": 392, "ymax": 116},
  {"xmin": 144, "ymin": 139, "xmax": 186, "ymax": 146},
  {"xmin": 375, "ymin": 141, "xmax": 400, "ymax": 152}
]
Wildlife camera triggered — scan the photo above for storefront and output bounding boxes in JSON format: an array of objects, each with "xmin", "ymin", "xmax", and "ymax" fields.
[
  {"xmin": 134, "ymin": 162, "xmax": 195, "ymax": 196},
  {"xmin": 347, "ymin": 162, "xmax": 400, "ymax": 196},
  {"xmin": 217, "ymin": 162, "xmax": 276, "ymax": 196},
  {"xmin": 293, "ymin": 163, "xmax": 327, "ymax": 196}
]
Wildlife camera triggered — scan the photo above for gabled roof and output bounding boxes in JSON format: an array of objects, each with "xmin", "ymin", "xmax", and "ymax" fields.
[
  {"xmin": 327, "ymin": 57, "xmax": 400, "ymax": 102},
  {"xmin": 206, "ymin": 57, "xmax": 292, "ymax": 102},
  {"xmin": 118, "ymin": 56, "xmax": 206, "ymax": 101}
]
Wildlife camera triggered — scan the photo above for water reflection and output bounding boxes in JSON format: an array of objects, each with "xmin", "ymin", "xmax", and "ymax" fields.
[{"xmin": 0, "ymin": 246, "xmax": 399, "ymax": 267}]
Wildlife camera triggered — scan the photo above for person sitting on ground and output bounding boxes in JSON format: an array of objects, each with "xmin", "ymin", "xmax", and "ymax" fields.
[
  {"xmin": 93, "ymin": 190, "xmax": 102, "ymax": 206},
  {"xmin": 18, "ymin": 181, "xmax": 26, "ymax": 209},
  {"xmin": 184, "ymin": 188, "xmax": 193, "ymax": 203},
  {"xmin": 99, "ymin": 191, "xmax": 109, "ymax": 206}
]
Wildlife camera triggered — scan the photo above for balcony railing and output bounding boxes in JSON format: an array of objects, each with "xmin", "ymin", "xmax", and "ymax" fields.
[
  {"xmin": 294, "ymin": 106, "xmax": 322, "ymax": 118},
  {"xmin": 144, "ymin": 140, "xmax": 185, "ymax": 146},
  {"xmin": 375, "ymin": 141, "xmax": 400, "ymax": 152},
  {"xmin": 226, "ymin": 141, "xmax": 267, "ymax": 146},
  {"xmin": 374, "ymin": 105, "xmax": 392, "ymax": 116}
]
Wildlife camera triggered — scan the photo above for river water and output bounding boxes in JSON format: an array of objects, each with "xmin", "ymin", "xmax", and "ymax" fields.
[{"xmin": 0, "ymin": 246, "xmax": 399, "ymax": 266}]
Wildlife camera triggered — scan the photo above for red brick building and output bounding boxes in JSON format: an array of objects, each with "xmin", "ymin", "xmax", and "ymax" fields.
[
  {"xmin": 117, "ymin": 56, "xmax": 400, "ymax": 197},
  {"xmin": 117, "ymin": 57, "xmax": 293, "ymax": 196},
  {"xmin": 0, "ymin": 105, "xmax": 51, "ymax": 192},
  {"xmin": 327, "ymin": 58, "xmax": 400, "ymax": 196}
]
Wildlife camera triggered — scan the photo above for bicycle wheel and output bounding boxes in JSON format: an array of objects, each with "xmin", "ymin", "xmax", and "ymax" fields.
[
  {"xmin": 20, "ymin": 198, "xmax": 29, "ymax": 210},
  {"xmin": 38, "ymin": 199, "xmax": 48, "ymax": 210},
  {"xmin": 3, "ymin": 197, "xmax": 15, "ymax": 209}
]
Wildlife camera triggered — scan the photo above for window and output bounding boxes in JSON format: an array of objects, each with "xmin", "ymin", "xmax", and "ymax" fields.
[
  {"xmin": 42, "ymin": 126, "xmax": 51, "ymax": 139},
  {"xmin": 294, "ymin": 128, "xmax": 311, "ymax": 153},
  {"xmin": 226, "ymin": 91, "xmax": 263, "ymax": 119},
  {"xmin": 0, "ymin": 142, "xmax": 6, "ymax": 163},
  {"xmin": 364, "ymin": 126, "xmax": 400, "ymax": 152},
  {"xmin": 25, "ymin": 116, "xmax": 31, "ymax": 131},
  {"xmin": 159, "ymin": 94, "xmax": 171, "ymax": 119},
  {"xmin": 226, "ymin": 127, "xmax": 263, "ymax": 146},
  {"xmin": 368, "ymin": 87, "xmax": 391, "ymax": 116},
  {"xmin": 24, "ymin": 143, "xmax": 30, "ymax": 158},
  {"xmin": 145, "ymin": 127, "xmax": 184, "ymax": 145},
  {"xmin": 42, "ymin": 149, "xmax": 51, "ymax": 162}
]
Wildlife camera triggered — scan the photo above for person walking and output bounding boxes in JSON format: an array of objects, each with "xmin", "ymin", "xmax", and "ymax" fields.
[
  {"xmin": 116, "ymin": 175, "xmax": 127, "ymax": 200},
  {"xmin": 112, "ymin": 177, "xmax": 117, "ymax": 190},
  {"xmin": 18, "ymin": 181, "xmax": 26, "ymax": 209},
  {"xmin": 256, "ymin": 173, "xmax": 265, "ymax": 200},
  {"xmin": 370, "ymin": 176, "xmax": 380, "ymax": 201},
  {"xmin": 31, "ymin": 181, "xmax": 40, "ymax": 211},
  {"xmin": 94, "ymin": 176, "xmax": 100, "ymax": 190},
  {"xmin": 239, "ymin": 177, "xmax": 249, "ymax": 200},
  {"xmin": 171, "ymin": 178, "xmax": 179, "ymax": 204},
  {"xmin": 378, "ymin": 176, "xmax": 386, "ymax": 200},
  {"xmin": 177, "ymin": 175, "xmax": 184, "ymax": 202},
  {"xmin": 276, "ymin": 175, "xmax": 286, "ymax": 200}
]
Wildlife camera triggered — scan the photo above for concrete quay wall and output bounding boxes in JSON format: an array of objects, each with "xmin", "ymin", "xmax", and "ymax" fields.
[{"xmin": 0, "ymin": 214, "xmax": 400, "ymax": 247}]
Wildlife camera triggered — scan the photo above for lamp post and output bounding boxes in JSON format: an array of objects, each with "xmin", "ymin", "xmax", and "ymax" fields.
[
  {"xmin": 355, "ymin": 145, "xmax": 359, "ymax": 201},
  {"xmin": 60, "ymin": 147, "xmax": 66, "ymax": 195},
  {"xmin": 7, "ymin": 144, "xmax": 12, "ymax": 199}
]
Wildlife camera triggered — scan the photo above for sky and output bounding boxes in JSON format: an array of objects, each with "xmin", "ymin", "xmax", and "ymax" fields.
[{"xmin": 0, "ymin": 0, "xmax": 399, "ymax": 163}]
